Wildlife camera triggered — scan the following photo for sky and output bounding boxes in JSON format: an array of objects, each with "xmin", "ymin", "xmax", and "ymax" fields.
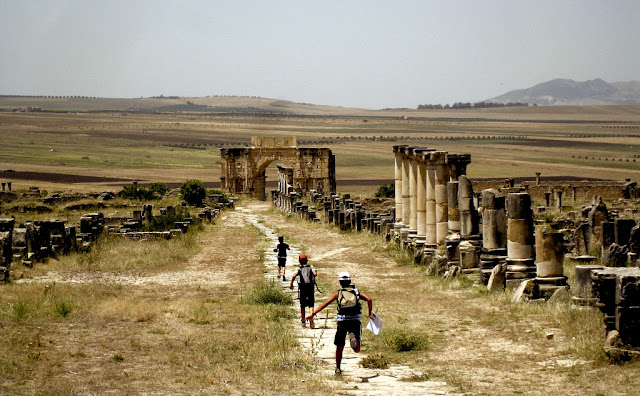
[{"xmin": 1, "ymin": 0, "xmax": 638, "ymax": 109}]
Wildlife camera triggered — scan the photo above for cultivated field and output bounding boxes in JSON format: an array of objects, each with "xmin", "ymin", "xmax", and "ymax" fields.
[{"xmin": 1, "ymin": 101, "xmax": 639, "ymax": 197}]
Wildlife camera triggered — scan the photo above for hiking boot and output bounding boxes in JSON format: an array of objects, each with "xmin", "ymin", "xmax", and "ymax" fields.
[
  {"xmin": 282, "ymin": 275, "xmax": 286, "ymax": 281},
  {"xmin": 349, "ymin": 332, "xmax": 358, "ymax": 351},
  {"xmin": 334, "ymin": 368, "xmax": 342, "ymax": 376}
]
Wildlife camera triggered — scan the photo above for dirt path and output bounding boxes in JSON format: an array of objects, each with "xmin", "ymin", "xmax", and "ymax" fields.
[{"xmin": 238, "ymin": 203, "xmax": 453, "ymax": 395}]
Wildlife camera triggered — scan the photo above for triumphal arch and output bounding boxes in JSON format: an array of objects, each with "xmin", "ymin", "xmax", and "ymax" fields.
[{"xmin": 219, "ymin": 137, "xmax": 336, "ymax": 200}]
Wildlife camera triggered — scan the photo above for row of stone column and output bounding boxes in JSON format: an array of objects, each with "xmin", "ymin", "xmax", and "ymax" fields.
[{"xmin": 393, "ymin": 146, "xmax": 471, "ymax": 246}]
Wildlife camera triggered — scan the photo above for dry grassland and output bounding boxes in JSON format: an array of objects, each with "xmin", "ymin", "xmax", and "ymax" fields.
[
  {"xmin": 0, "ymin": 209, "xmax": 334, "ymax": 395},
  {"xmin": 251, "ymin": 202, "xmax": 640, "ymax": 395}
]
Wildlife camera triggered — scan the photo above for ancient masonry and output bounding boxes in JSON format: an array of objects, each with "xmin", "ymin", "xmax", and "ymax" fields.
[
  {"xmin": 219, "ymin": 136, "xmax": 336, "ymax": 201},
  {"xmin": 0, "ymin": 197, "xmax": 230, "ymax": 282},
  {"xmin": 272, "ymin": 144, "xmax": 640, "ymax": 354}
]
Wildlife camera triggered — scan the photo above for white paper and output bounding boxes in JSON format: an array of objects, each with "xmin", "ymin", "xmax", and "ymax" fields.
[{"xmin": 366, "ymin": 313, "xmax": 382, "ymax": 335}]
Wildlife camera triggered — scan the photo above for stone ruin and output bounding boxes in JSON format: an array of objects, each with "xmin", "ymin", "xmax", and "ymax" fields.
[
  {"xmin": 219, "ymin": 136, "xmax": 336, "ymax": 201},
  {"xmin": 270, "ymin": 144, "xmax": 640, "ymax": 354},
  {"xmin": 0, "ymin": 200, "xmax": 230, "ymax": 282}
]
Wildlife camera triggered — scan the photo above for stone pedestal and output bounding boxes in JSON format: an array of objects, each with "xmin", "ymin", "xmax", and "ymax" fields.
[{"xmin": 572, "ymin": 265, "xmax": 604, "ymax": 305}]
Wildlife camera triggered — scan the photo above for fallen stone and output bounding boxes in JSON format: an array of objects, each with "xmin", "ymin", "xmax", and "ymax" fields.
[{"xmin": 511, "ymin": 279, "xmax": 535, "ymax": 303}]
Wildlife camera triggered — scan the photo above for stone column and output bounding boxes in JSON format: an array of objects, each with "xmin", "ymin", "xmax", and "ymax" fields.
[
  {"xmin": 555, "ymin": 190, "xmax": 563, "ymax": 209},
  {"xmin": 435, "ymin": 164, "xmax": 450, "ymax": 245},
  {"xmin": 535, "ymin": 225, "xmax": 565, "ymax": 277},
  {"xmin": 409, "ymin": 155, "xmax": 418, "ymax": 234},
  {"xmin": 458, "ymin": 175, "xmax": 478, "ymax": 237},
  {"xmin": 506, "ymin": 193, "xmax": 534, "ymax": 259},
  {"xmin": 394, "ymin": 148, "xmax": 404, "ymax": 224},
  {"xmin": 482, "ymin": 189, "xmax": 507, "ymax": 250},
  {"xmin": 447, "ymin": 181, "xmax": 460, "ymax": 233},
  {"xmin": 535, "ymin": 172, "xmax": 541, "ymax": 185},
  {"xmin": 401, "ymin": 153, "xmax": 410, "ymax": 228},
  {"xmin": 417, "ymin": 160, "xmax": 427, "ymax": 239},
  {"xmin": 426, "ymin": 166, "xmax": 436, "ymax": 245}
]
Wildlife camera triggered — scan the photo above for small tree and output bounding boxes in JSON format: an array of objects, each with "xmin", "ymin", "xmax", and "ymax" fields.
[
  {"xmin": 148, "ymin": 182, "xmax": 168, "ymax": 196},
  {"xmin": 375, "ymin": 183, "xmax": 395, "ymax": 198},
  {"xmin": 180, "ymin": 179, "xmax": 206, "ymax": 206}
]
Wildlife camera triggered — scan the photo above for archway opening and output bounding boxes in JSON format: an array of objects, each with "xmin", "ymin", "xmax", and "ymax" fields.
[{"xmin": 257, "ymin": 159, "xmax": 287, "ymax": 201}]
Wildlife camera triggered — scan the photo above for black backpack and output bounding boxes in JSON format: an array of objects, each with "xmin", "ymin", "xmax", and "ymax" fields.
[
  {"xmin": 337, "ymin": 286, "xmax": 361, "ymax": 316},
  {"xmin": 298, "ymin": 265, "xmax": 316, "ymax": 286}
]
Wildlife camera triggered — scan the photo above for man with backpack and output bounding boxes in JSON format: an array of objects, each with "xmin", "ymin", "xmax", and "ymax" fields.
[
  {"xmin": 306, "ymin": 271, "xmax": 373, "ymax": 375},
  {"xmin": 273, "ymin": 236, "xmax": 290, "ymax": 281},
  {"xmin": 289, "ymin": 254, "xmax": 318, "ymax": 328}
]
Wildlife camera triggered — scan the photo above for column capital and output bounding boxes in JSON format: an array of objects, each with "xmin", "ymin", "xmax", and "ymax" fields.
[{"xmin": 422, "ymin": 151, "xmax": 448, "ymax": 165}]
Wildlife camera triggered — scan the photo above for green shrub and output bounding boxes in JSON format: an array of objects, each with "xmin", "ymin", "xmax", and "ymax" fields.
[
  {"xmin": 383, "ymin": 328, "xmax": 429, "ymax": 352},
  {"xmin": 11, "ymin": 301, "xmax": 31, "ymax": 320},
  {"xmin": 180, "ymin": 180, "xmax": 207, "ymax": 206},
  {"xmin": 360, "ymin": 352, "xmax": 390, "ymax": 369},
  {"xmin": 247, "ymin": 279, "xmax": 293, "ymax": 305},
  {"xmin": 54, "ymin": 300, "xmax": 73, "ymax": 317},
  {"xmin": 119, "ymin": 184, "xmax": 155, "ymax": 200},
  {"xmin": 375, "ymin": 183, "xmax": 395, "ymax": 198},
  {"xmin": 142, "ymin": 207, "xmax": 199, "ymax": 232},
  {"xmin": 148, "ymin": 182, "xmax": 169, "ymax": 196}
]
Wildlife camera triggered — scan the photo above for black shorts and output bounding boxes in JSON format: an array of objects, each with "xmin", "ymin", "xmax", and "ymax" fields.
[
  {"xmin": 299, "ymin": 287, "xmax": 314, "ymax": 308},
  {"xmin": 278, "ymin": 257, "xmax": 286, "ymax": 267},
  {"xmin": 334, "ymin": 319, "xmax": 362, "ymax": 347}
]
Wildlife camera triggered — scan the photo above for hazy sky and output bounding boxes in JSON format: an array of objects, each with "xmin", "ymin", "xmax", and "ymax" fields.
[{"xmin": 1, "ymin": 0, "xmax": 638, "ymax": 109}]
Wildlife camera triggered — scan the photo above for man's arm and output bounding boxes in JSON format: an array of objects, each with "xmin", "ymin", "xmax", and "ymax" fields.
[
  {"xmin": 289, "ymin": 273, "xmax": 298, "ymax": 289},
  {"xmin": 305, "ymin": 291, "xmax": 338, "ymax": 321},
  {"xmin": 359, "ymin": 291, "xmax": 373, "ymax": 318}
]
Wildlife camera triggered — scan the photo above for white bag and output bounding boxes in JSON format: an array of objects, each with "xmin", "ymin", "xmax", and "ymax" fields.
[{"xmin": 366, "ymin": 312, "xmax": 382, "ymax": 335}]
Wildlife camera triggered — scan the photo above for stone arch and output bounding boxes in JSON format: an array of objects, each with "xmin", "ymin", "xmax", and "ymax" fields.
[{"xmin": 220, "ymin": 137, "xmax": 336, "ymax": 200}]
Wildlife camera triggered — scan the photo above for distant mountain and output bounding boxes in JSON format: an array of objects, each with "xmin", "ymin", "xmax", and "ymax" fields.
[{"xmin": 487, "ymin": 78, "xmax": 640, "ymax": 105}]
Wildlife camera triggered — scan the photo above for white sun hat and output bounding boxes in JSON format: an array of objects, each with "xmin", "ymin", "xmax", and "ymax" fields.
[{"xmin": 338, "ymin": 271, "xmax": 351, "ymax": 281}]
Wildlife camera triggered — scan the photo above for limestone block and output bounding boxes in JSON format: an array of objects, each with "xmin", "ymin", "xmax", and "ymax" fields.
[
  {"xmin": 511, "ymin": 279, "xmax": 535, "ymax": 303},
  {"xmin": 603, "ymin": 244, "xmax": 628, "ymax": 267},
  {"xmin": 483, "ymin": 209, "xmax": 507, "ymax": 249},
  {"xmin": 507, "ymin": 218, "xmax": 534, "ymax": 245},
  {"xmin": 507, "ymin": 241, "xmax": 534, "ymax": 260},
  {"xmin": 615, "ymin": 306, "xmax": 640, "ymax": 346},
  {"xmin": 573, "ymin": 265, "xmax": 604, "ymax": 300},
  {"xmin": 458, "ymin": 175, "xmax": 474, "ymax": 199},
  {"xmin": 535, "ymin": 226, "xmax": 564, "ymax": 266},
  {"xmin": 506, "ymin": 193, "xmax": 532, "ymax": 219},
  {"xmin": 536, "ymin": 261, "xmax": 563, "ymax": 278},
  {"xmin": 616, "ymin": 271, "xmax": 640, "ymax": 306},
  {"xmin": 548, "ymin": 287, "xmax": 571, "ymax": 304},
  {"xmin": 487, "ymin": 263, "xmax": 506, "ymax": 292}
]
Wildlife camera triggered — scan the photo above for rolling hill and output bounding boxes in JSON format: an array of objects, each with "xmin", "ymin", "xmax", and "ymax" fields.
[{"xmin": 487, "ymin": 78, "xmax": 640, "ymax": 106}]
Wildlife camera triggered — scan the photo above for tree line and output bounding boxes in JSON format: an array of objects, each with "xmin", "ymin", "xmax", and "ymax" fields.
[{"xmin": 417, "ymin": 101, "xmax": 529, "ymax": 109}]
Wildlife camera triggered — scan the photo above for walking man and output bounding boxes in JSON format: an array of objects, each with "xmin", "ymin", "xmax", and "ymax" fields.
[
  {"xmin": 289, "ymin": 254, "xmax": 318, "ymax": 328},
  {"xmin": 273, "ymin": 236, "xmax": 290, "ymax": 281},
  {"xmin": 306, "ymin": 271, "xmax": 373, "ymax": 375}
]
